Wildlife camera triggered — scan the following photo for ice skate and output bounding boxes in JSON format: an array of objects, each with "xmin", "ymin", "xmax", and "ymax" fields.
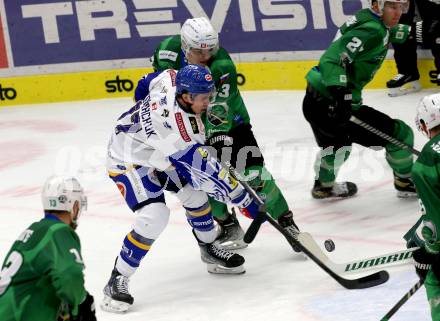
[
  {"xmin": 387, "ymin": 74, "xmax": 421, "ymax": 97},
  {"xmin": 101, "ymin": 266, "xmax": 134, "ymax": 313},
  {"xmin": 215, "ymin": 209, "xmax": 247, "ymax": 250},
  {"xmin": 277, "ymin": 211, "xmax": 302, "ymax": 253},
  {"xmin": 394, "ymin": 173, "xmax": 417, "ymax": 198},
  {"xmin": 194, "ymin": 230, "xmax": 245, "ymax": 274},
  {"xmin": 311, "ymin": 180, "xmax": 358, "ymax": 199}
]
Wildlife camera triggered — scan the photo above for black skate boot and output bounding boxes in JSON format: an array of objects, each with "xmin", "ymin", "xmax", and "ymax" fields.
[
  {"xmin": 386, "ymin": 74, "xmax": 421, "ymax": 97},
  {"xmin": 311, "ymin": 180, "xmax": 357, "ymax": 199},
  {"xmin": 215, "ymin": 209, "xmax": 247, "ymax": 250},
  {"xmin": 193, "ymin": 230, "xmax": 245, "ymax": 274},
  {"xmin": 394, "ymin": 173, "xmax": 417, "ymax": 198},
  {"xmin": 277, "ymin": 211, "xmax": 302, "ymax": 253},
  {"xmin": 101, "ymin": 263, "xmax": 134, "ymax": 313}
]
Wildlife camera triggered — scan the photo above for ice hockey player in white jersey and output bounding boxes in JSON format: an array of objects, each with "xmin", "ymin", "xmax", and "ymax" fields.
[{"xmin": 102, "ymin": 64, "xmax": 262, "ymax": 313}]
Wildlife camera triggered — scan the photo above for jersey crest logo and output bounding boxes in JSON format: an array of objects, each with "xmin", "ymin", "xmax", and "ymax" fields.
[
  {"xmin": 175, "ymin": 112, "xmax": 191, "ymax": 142},
  {"xmin": 189, "ymin": 117, "xmax": 199, "ymax": 134},
  {"xmin": 207, "ymin": 103, "xmax": 228, "ymax": 126}
]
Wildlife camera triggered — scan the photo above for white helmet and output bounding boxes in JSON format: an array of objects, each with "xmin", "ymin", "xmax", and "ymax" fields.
[
  {"xmin": 42, "ymin": 176, "xmax": 87, "ymax": 215},
  {"xmin": 415, "ymin": 93, "xmax": 440, "ymax": 136},
  {"xmin": 373, "ymin": 0, "xmax": 409, "ymax": 14},
  {"xmin": 180, "ymin": 17, "xmax": 219, "ymax": 57}
]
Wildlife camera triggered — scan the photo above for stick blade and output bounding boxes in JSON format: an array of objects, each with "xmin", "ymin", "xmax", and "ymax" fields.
[
  {"xmin": 339, "ymin": 270, "xmax": 390, "ymax": 290},
  {"xmin": 243, "ymin": 212, "xmax": 266, "ymax": 244}
]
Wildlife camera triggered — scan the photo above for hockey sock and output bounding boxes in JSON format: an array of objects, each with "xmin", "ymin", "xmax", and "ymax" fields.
[
  {"xmin": 117, "ymin": 230, "xmax": 155, "ymax": 277},
  {"xmin": 185, "ymin": 202, "xmax": 216, "ymax": 244},
  {"xmin": 314, "ymin": 146, "xmax": 351, "ymax": 186},
  {"xmin": 385, "ymin": 119, "xmax": 414, "ymax": 176}
]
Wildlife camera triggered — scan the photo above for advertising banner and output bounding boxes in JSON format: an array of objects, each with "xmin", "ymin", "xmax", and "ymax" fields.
[
  {"xmin": 3, "ymin": 0, "xmax": 365, "ymax": 68},
  {"xmin": 0, "ymin": 13, "xmax": 7, "ymax": 68},
  {"xmin": 0, "ymin": 1, "xmax": 437, "ymax": 106}
]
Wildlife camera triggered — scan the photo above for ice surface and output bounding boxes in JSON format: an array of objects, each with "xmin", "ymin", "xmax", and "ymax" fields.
[{"xmin": 1, "ymin": 88, "xmax": 438, "ymax": 321}]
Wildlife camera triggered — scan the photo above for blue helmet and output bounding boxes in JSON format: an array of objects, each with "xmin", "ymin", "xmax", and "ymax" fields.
[{"xmin": 176, "ymin": 64, "xmax": 214, "ymax": 95}]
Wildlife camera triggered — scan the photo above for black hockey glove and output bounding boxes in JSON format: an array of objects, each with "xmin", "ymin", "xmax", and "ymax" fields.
[
  {"xmin": 413, "ymin": 247, "xmax": 436, "ymax": 281},
  {"xmin": 208, "ymin": 134, "xmax": 233, "ymax": 151},
  {"xmin": 327, "ymin": 86, "xmax": 352, "ymax": 124},
  {"xmin": 72, "ymin": 292, "xmax": 96, "ymax": 321},
  {"xmin": 430, "ymin": 254, "xmax": 440, "ymax": 281}
]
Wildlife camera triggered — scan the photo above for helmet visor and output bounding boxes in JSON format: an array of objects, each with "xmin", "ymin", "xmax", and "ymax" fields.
[{"xmin": 383, "ymin": 1, "xmax": 409, "ymax": 14}]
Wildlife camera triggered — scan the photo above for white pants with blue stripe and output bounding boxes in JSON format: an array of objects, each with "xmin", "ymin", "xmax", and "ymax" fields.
[{"xmin": 108, "ymin": 164, "xmax": 218, "ymax": 276}]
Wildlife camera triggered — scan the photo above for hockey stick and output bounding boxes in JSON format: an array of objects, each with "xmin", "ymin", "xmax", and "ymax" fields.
[
  {"xmin": 246, "ymin": 116, "xmax": 420, "ymax": 244},
  {"xmin": 350, "ymin": 116, "xmax": 421, "ymax": 156},
  {"xmin": 380, "ymin": 279, "xmax": 424, "ymax": 321},
  {"xmin": 243, "ymin": 207, "xmax": 265, "ymax": 244},
  {"xmin": 223, "ymin": 161, "xmax": 389, "ymax": 289},
  {"xmin": 299, "ymin": 233, "xmax": 417, "ymax": 275},
  {"xmin": 218, "ymin": 162, "xmax": 267, "ymax": 244}
]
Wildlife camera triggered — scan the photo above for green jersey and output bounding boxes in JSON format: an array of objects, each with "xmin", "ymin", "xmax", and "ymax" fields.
[
  {"xmin": 306, "ymin": 9, "xmax": 410, "ymax": 108},
  {"xmin": 412, "ymin": 134, "xmax": 440, "ymax": 254},
  {"xmin": 152, "ymin": 35, "xmax": 250, "ymax": 138},
  {"xmin": 0, "ymin": 216, "xmax": 86, "ymax": 321}
]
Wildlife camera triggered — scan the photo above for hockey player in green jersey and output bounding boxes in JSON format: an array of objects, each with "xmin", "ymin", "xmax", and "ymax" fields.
[
  {"xmin": 410, "ymin": 93, "xmax": 440, "ymax": 320},
  {"xmin": 303, "ymin": 0, "xmax": 417, "ymax": 199},
  {"xmin": 136, "ymin": 17, "xmax": 301, "ymax": 251},
  {"xmin": 0, "ymin": 176, "xmax": 96, "ymax": 321}
]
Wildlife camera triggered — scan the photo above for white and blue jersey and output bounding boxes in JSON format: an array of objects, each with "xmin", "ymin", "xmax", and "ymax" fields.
[
  {"xmin": 107, "ymin": 69, "xmax": 255, "ymax": 212},
  {"xmin": 108, "ymin": 69, "xmax": 206, "ymax": 172},
  {"xmin": 107, "ymin": 67, "xmax": 257, "ymax": 277},
  {"xmin": 134, "ymin": 71, "xmax": 161, "ymax": 102}
]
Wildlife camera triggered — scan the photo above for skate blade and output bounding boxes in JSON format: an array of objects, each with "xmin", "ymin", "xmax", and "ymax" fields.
[
  {"xmin": 207, "ymin": 263, "xmax": 245, "ymax": 274},
  {"xmin": 397, "ymin": 190, "xmax": 418, "ymax": 198},
  {"xmin": 388, "ymin": 81, "xmax": 421, "ymax": 97},
  {"xmin": 217, "ymin": 240, "xmax": 248, "ymax": 250},
  {"xmin": 100, "ymin": 295, "xmax": 131, "ymax": 313}
]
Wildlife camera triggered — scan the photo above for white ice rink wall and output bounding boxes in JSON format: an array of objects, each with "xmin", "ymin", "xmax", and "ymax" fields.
[{"xmin": 0, "ymin": 0, "xmax": 438, "ymax": 106}]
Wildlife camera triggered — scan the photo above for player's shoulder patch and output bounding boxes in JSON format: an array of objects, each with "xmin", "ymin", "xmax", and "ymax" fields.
[
  {"xmin": 189, "ymin": 116, "xmax": 200, "ymax": 134},
  {"xmin": 219, "ymin": 73, "xmax": 230, "ymax": 84},
  {"xmin": 158, "ymin": 50, "xmax": 178, "ymax": 62},
  {"xmin": 175, "ymin": 112, "xmax": 191, "ymax": 142}
]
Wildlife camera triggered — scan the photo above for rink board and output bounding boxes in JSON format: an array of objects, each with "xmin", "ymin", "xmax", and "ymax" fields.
[
  {"xmin": 0, "ymin": 0, "xmax": 438, "ymax": 106},
  {"xmin": 0, "ymin": 59, "xmax": 438, "ymax": 106}
]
